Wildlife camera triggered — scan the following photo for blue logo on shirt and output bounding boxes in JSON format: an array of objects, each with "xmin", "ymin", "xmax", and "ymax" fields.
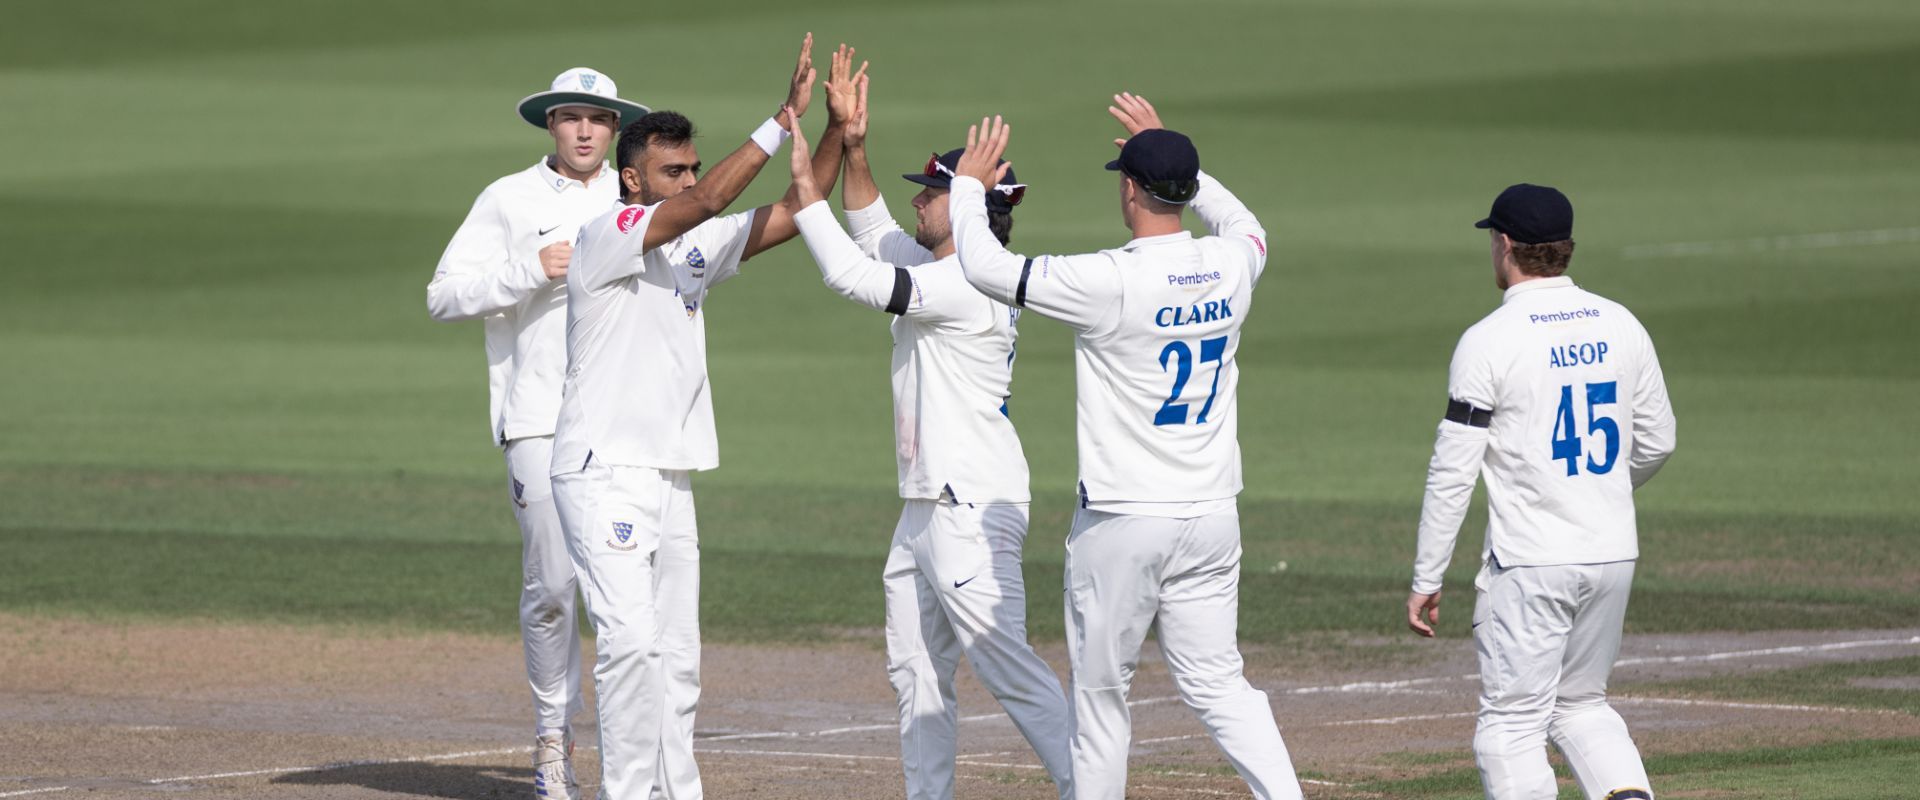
[
  {"xmin": 686, "ymin": 247, "xmax": 706, "ymax": 270},
  {"xmin": 611, "ymin": 521, "xmax": 633, "ymax": 543}
]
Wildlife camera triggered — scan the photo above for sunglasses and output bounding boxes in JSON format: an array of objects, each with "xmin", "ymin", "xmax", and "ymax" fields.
[
  {"xmin": 1117, "ymin": 165, "xmax": 1197, "ymax": 205},
  {"xmin": 924, "ymin": 153, "xmax": 1027, "ymax": 207}
]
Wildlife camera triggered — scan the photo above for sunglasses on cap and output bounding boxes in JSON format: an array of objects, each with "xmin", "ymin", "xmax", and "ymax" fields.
[
  {"xmin": 1119, "ymin": 166, "xmax": 1198, "ymax": 205},
  {"xmin": 924, "ymin": 153, "xmax": 1027, "ymax": 207}
]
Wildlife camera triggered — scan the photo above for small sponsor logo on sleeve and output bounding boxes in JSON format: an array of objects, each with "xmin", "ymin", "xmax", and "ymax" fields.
[
  {"xmin": 616, "ymin": 205, "xmax": 646, "ymax": 234},
  {"xmin": 1246, "ymin": 234, "xmax": 1266, "ymax": 257}
]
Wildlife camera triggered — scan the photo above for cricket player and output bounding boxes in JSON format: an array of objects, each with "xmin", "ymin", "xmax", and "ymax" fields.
[
  {"xmin": 1405, "ymin": 183, "xmax": 1677, "ymax": 800},
  {"xmin": 551, "ymin": 36, "xmax": 860, "ymax": 800},
  {"xmin": 781, "ymin": 78, "xmax": 1075, "ymax": 799},
  {"xmin": 425, "ymin": 66, "xmax": 648, "ymax": 799},
  {"xmin": 949, "ymin": 99, "xmax": 1304, "ymax": 800}
]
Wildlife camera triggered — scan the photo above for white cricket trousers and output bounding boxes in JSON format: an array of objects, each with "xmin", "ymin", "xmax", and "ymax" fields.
[
  {"xmin": 505, "ymin": 436, "xmax": 584, "ymax": 736},
  {"xmin": 1064, "ymin": 507, "xmax": 1302, "ymax": 800},
  {"xmin": 883, "ymin": 500, "xmax": 1074, "ymax": 800},
  {"xmin": 1473, "ymin": 559, "xmax": 1651, "ymax": 800},
  {"xmin": 553, "ymin": 463, "xmax": 704, "ymax": 800}
]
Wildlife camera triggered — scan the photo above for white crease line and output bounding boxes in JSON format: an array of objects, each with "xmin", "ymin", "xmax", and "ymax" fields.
[
  {"xmin": 1287, "ymin": 672, "xmax": 1476, "ymax": 694},
  {"xmin": 1621, "ymin": 226, "xmax": 1920, "ymax": 260},
  {"xmin": 1135, "ymin": 783, "xmax": 1238, "ymax": 796},
  {"xmin": 1287, "ymin": 634, "xmax": 1920, "ymax": 697},
  {"xmin": 1137, "ymin": 733, "xmax": 1210, "ymax": 745},
  {"xmin": 1615, "ymin": 636, "xmax": 1920, "ymax": 667},
  {"xmin": 0, "ymin": 788, "xmax": 72, "ymax": 798},
  {"xmin": 699, "ymin": 748, "xmax": 899, "ymax": 763},
  {"xmin": 1322, "ymin": 711, "xmax": 1474, "ymax": 727},
  {"xmin": 1613, "ymin": 696, "xmax": 1899, "ymax": 715}
]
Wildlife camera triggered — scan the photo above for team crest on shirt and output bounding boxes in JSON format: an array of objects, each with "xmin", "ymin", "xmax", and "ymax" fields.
[
  {"xmin": 616, "ymin": 205, "xmax": 646, "ymax": 234},
  {"xmin": 608, "ymin": 521, "xmax": 637, "ymax": 551},
  {"xmin": 686, "ymin": 246, "xmax": 706, "ymax": 270}
]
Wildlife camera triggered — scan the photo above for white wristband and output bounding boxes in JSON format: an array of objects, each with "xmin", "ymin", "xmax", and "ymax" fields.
[{"xmin": 749, "ymin": 117, "xmax": 789, "ymax": 156}]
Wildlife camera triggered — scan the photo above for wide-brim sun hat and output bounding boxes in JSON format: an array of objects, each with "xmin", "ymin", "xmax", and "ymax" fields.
[{"xmin": 516, "ymin": 67, "xmax": 650, "ymax": 129}]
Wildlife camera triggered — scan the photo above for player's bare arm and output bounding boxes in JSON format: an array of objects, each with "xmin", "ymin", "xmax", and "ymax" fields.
[
  {"xmin": 788, "ymin": 107, "xmax": 822, "ymax": 206},
  {"xmin": 641, "ymin": 32, "xmax": 816, "ymax": 252},
  {"xmin": 948, "ymin": 116, "xmax": 1028, "ymax": 304},
  {"xmin": 840, "ymin": 70, "xmax": 878, "ymax": 212},
  {"xmin": 743, "ymin": 42, "xmax": 866, "ymax": 260}
]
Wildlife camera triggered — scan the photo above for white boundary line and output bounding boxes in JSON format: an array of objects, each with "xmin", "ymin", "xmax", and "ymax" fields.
[
  {"xmin": 6, "ymin": 634, "xmax": 1914, "ymax": 798},
  {"xmin": 1621, "ymin": 226, "xmax": 1920, "ymax": 260}
]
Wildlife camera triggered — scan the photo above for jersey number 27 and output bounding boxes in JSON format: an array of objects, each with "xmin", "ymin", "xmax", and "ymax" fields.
[
  {"xmin": 1155, "ymin": 336, "xmax": 1229, "ymax": 426},
  {"xmin": 1551, "ymin": 381, "xmax": 1620, "ymax": 476}
]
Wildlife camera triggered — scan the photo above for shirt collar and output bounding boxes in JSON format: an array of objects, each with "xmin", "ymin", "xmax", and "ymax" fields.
[
  {"xmin": 1122, "ymin": 231, "xmax": 1194, "ymax": 250},
  {"xmin": 1502, "ymin": 275, "xmax": 1575, "ymax": 304},
  {"xmin": 536, "ymin": 158, "xmax": 612, "ymax": 193}
]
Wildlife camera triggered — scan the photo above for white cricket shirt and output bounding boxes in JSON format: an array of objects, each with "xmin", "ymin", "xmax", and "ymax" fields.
[
  {"xmin": 1411, "ymin": 276, "xmax": 1678, "ymax": 594},
  {"xmin": 951, "ymin": 172, "xmax": 1267, "ymax": 516},
  {"xmin": 427, "ymin": 159, "xmax": 618, "ymax": 445},
  {"xmin": 550, "ymin": 201, "xmax": 757, "ymax": 476},
  {"xmin": 793, "ymin": 198, "xmax": 1029, "ymax": 503}
]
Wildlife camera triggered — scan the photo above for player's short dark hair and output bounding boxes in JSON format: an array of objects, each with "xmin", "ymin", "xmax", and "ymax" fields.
[
  {"xmin": 616, "ymin": 111, "xmax": 696, "ymax": 176},
  {"xmin": 988, "ymin": 209, "xmax": 1013, "ymax": 246},
  {"xmin": 1128, "ymin": 176, "xmax": 1183, "ymax": 216},
  {"xmin": 1511, "ymin": 239, "xmax": 1575, "ymax": 277}
]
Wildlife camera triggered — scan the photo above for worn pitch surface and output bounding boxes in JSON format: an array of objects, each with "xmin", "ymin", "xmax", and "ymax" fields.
[{"xmin": 4, "ymin": 617, "xmax": 1916, "ymax": 798}]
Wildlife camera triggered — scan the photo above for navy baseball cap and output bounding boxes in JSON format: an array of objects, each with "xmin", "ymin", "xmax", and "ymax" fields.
[
  {"xmin": 1106, "ymin": 129, "xmax": 1200, "ymax": 205},
  {"xmin": 904, "ymin": 148, "xmax": 1026, "ymax": 211},
  {"xmin": 1475, "ymin": 183, "xmax": 1574, "ymax": 244}
]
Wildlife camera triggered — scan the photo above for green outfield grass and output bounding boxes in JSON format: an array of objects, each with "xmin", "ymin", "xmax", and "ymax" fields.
[
  {"xmin": 1358, "ymin": 738, "xmax": 1920, "ymax": 799},
  {"xmin": 2, "ymin": 0, "xmax": 1916, "ymax": 646}
]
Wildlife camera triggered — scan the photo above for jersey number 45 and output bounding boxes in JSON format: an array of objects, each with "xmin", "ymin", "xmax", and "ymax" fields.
[{"xmin": 1551, "ymin": 381, "xmax": 1620, "ymax": 476}]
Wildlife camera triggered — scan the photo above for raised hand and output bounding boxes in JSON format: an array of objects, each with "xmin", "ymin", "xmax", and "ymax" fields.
[
  {"xmin": 844, "ymin": 72, "xmax": 870, "ymax": 148},
  {"xmin": 1108, "ymin": 91, "xmax": 1165, "ymax": 148},
  {"xmin": 785, "ymin": 33, "xmax": 818, "ymax": 119},
  {"xmin": 824, "ymin": 43, "xmax": 867, "ymax": 127},
  {"xmin": 785, "ymin": 106, "xmax": 823, "ymax": 206},
  {"xmin": 954, "ymin": 115, "xmax": 1011, "ymax": 188}
]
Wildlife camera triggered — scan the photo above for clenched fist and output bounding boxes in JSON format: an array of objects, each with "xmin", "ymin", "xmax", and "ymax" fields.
[{"xmin": 539, "ymin": 240, "xmax": 573, "ymax": 280}]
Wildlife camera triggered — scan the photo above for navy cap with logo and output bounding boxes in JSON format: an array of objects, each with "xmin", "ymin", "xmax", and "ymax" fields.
[
  {"xmin": 905, "ymin": 148, "xmax": 1027, "ymax": 212},
  {"xmin": 1475, "ymin": 183, "xmax": 1574, "ymax": 244},
  {"xmin": 1106, "ymin": 129, "xmax": 1200, "ymax": 205}
]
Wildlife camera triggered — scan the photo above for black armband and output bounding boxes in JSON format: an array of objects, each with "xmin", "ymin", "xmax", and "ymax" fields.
[
  {"xmin": 884, "ymin": 268, "xmax": 912, "ymax": 315},
  {"xmin": 1445, "ymin": 398, "xmax": 1493, "ymax": 428}
]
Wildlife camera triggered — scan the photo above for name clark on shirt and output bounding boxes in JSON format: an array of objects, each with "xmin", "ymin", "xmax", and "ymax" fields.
[{"xmin": 1155, "ymin": 296, "xmax": 1235, "ymax": 328}]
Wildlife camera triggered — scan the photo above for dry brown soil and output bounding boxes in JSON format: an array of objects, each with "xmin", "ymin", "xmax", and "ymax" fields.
[{"xmin": 1, "ymin": 615, "xmax": 1915, "ymax": 799}]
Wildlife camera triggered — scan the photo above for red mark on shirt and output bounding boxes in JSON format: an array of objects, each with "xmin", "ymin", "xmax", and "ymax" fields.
[{"xmin": 616, "ymin": 205, "xmax": 646, "ymax": 234}]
